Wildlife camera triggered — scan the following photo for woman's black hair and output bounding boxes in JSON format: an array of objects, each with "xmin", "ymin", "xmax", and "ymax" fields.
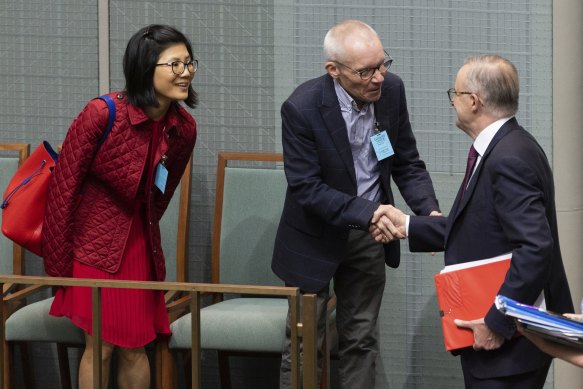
[{"xmin": 123, "ymin": 24, "xmax": 198, "ymax": 109}]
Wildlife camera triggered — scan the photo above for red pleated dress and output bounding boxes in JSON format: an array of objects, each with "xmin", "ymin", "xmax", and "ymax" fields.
[{"xmin": 50, "ymin": 119, "xmax": 172, "ymax": 348}]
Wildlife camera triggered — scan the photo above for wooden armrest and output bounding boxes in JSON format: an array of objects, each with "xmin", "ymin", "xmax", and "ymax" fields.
[
  {"xmin": 165, "ymin": 292, "xmax": 215, "ymax": 323},
  {"xmin": 4, "ymin": 284, "xmax": 51, "ymax": 303},
  {"xmin": 164, "ymin": 290, "xmax": 180, "ymax": 304},
  {"xmin": 166, "ymin": 294, "xmax": 191, "ymax": 323},
  {"xmin": 2, "ymin": 283, "xmax": 18, "ymax": 297},
  {"xmin": 166, "ymin": 294, "xmax": 191, "ymax": 312},
  {"xmin": 164, "ymin": 289, "xmax": 215, "ymax": 304}
]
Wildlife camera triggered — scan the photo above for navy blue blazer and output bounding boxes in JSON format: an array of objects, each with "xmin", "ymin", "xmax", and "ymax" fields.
[
  {"xmin": 272, "ymin": 73, "xmax": 439, "ymax": 293},
  {"xmin": 408, "ymin": 118, "xmax": 573, "ymax": 378}
]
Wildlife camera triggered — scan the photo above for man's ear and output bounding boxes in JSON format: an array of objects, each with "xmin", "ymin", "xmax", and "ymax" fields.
[
  {"xmin": 325, "ymin": 61, "xmax": 341, "ymax": 79},
  {"xmin": 470, "ymin": 93, "xmax": 481, "ymax": 112}
]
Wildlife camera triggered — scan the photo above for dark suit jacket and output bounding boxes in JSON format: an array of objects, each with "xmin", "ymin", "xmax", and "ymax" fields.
[
  {"xmin": 271, "ymin": 73, "xmax": 439, "ymax": 293},
  {"xmin": 408, "ymin": 118, "xmax": 573, "ymax": 379}
]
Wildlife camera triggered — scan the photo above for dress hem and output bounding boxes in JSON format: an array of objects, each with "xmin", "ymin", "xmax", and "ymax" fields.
[{"xmin": 49, "ymin": 310, "xmax": 172, "ymax": 349}]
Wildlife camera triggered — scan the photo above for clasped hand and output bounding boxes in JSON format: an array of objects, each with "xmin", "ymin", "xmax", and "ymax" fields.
[
  {"xmin": 369, "ymin": 204, "xmax": 407, "ymax": 244},
  {"xmin": 369, "ymin": 205, "xmax": 442, "ymax": 244}
]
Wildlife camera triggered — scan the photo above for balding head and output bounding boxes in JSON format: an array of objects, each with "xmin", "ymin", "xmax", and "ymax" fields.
[
  {"xmin": 323, "ymin": 20, "xmax": 382, "ymax": 63},
  {"xmin": 462, "ymin": 55, "xmax": 519, "ymax": 118}
]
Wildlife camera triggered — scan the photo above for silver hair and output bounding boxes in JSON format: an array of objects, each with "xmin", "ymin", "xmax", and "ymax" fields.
[
  {"xmin": 463, "ymin": 55, "xmax": 519, "ymax": 117},
  {"xmin": 323, "ymin": 20, "xmax": 379, "ymax": 62}
]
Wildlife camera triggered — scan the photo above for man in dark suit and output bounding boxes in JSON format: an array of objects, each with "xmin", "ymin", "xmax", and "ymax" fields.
[
  {"xmin": 272, "ymin": 19, "xmax": 440, "ymax": 388},
  {"xmin": 375, "ymin": 55, "xmax": 574, "ymax": 388}
]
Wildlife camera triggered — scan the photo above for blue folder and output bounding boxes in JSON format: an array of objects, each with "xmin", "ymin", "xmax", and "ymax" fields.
[{"xmin": 496, "ymin": 295, "xmax": 583, "ymax": 349}]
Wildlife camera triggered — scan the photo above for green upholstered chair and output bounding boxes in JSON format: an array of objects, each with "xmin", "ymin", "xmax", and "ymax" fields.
[
  {"xmin": 3, "ymin": 154, "xmax": 192, "ymax": 389},
  {"xmin": 0, "ymin": 143, "xmax": 30, "ymax": 388},
  {"xmin": 165, "ymin": 152, "xmax": 301, "ymax": 388},
  {"xmin": 0, "ymin": 144, "xmax": 28, "ymax": 281}
]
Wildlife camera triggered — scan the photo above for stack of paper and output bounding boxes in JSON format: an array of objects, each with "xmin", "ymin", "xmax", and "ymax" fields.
[{"xmin": 496, "ymin": 295, "xmax": 583, "ymax": 350}]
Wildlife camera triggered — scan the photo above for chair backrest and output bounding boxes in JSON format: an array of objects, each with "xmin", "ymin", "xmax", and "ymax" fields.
[
  {"xmin": 212, "ymin": 152, "xmax": 286, "ymax": 286},
  {"xmin": 0, "ymin": 144, "xmax": 29, "ymax": 277},
  {"xmin": 159, "ymin": 155, "xmax": 192, "ymax": 283}
]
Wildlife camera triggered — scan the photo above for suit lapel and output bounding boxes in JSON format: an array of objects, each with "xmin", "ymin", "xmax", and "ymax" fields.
[
  {"xmin": 445, "ymin": 118, "xmax": 518, "ymax": 241},
  {"xmin": 320, "ymin": 75, "xmax": 357, "ymax": 186}
]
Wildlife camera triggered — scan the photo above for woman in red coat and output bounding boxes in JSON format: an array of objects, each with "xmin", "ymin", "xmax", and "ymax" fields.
[{"xmin": 42, "ymin": 24, "xmax": 198, "ymax": 389}]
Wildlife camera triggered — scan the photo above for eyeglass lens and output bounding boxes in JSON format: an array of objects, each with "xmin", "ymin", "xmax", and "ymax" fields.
[
  {"xmin": 359, "ymin": 58, "xmax": 393, "ymax": 80},
  {"xmin": 171, "ymin": 60, "xmax": 197, "ymax": 75}
]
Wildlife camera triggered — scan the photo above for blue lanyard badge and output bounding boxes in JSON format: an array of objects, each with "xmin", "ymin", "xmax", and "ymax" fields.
[
  {"xmin": 370, "ymin": 130, "xmax": 394, "ymax": 161},
  {"xmin": 154, "ymin": 157, "xmax": 169, "ymax": 194}
]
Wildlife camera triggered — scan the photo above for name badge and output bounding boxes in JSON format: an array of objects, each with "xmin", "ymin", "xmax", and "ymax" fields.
[
  {"xmin": 370, "ymin": 131, "xmax": 394, "ymax": 161},
  {"xmin": 154, "ymin": 162, "xmax": 168, "ymax": 194}
]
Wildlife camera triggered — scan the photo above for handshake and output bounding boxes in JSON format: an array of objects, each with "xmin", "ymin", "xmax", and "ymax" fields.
[{"xmin": 369, "ymin": 205, "xmax": 442, "ymax": 244}]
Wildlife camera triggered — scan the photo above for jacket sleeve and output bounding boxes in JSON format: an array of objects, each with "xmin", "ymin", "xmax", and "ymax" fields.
[
  {"xmin": 408, "ymin": 215, "xmax": 447, "ymax": 252},
  {"xmin": 42, "ymin": 99, "xmax": 110, "ymax": 277},
  {"xmin": 389, "ymin": 78, "xmax": 439, "ymax": 216}
]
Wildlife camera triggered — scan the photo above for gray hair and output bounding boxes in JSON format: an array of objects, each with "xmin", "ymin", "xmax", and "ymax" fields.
[
  {"xmin": 323, "ymin": 20, "xmax": 379, "ymax": 62},
  {"xmin": 463, "ymin": 55, "xmax": 519, "ymax": 117}
]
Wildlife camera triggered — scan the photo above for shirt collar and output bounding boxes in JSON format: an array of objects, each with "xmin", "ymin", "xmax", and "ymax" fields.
[
  {"xmin": 473, "ymin": 117, "xmax": 513, "ymax": 156},
  {"xmin": 333, "ymin": 79, "xmax": 370, "ymax": 114}
]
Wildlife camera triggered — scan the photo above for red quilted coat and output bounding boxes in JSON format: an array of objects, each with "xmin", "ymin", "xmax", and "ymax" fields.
[{"xmin": 42, "ymin": 92, "xmax": 196, "ymax": 281}]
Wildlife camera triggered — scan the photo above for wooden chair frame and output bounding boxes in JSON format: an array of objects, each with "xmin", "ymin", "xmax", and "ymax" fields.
[
  {"xmin": 160, "ymin": 152, "xmax": 288, "ymax": 388},
  {"xmin": 215, "ymin": 152, "xmax": 283, "ymax": 388},
  {"xmin": 199, "ymin": 151, "xmax": 334, "ymax": 388},
  {"xmin": 211, "ymin": 151, "xmax": 284, "ymax": 287},
  {"xmin": 170, "ymin": 155, "xmax": 192, "ymax": 285}
]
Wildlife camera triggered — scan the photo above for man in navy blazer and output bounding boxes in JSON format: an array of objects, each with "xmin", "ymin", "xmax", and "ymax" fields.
[
  {"xmin": 272, "ymin": 20, "xmax": 440, "ymax": 388},
  {"xmin": 375, "ymin": 55, "xmax": 573, "ymax": 388}
]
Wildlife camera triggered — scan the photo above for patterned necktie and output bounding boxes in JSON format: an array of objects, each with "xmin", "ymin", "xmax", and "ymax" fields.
[{"xmin": 461, "ymin": 145, "xmax": 478, "ymax": 198}]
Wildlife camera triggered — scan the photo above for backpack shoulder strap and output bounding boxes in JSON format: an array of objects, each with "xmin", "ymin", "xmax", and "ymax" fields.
[{"xmin": 96, "ymin": 95, "xmax": 117, "ymax": 148}]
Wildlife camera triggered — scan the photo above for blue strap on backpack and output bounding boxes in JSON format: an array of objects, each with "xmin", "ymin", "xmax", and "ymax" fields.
[{"xmin": 97, "ymin": 94, "xmax": 116, "ymax": 148}]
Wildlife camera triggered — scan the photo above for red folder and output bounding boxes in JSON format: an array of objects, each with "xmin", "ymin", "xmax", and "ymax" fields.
[{"xmin": 434, "ymin": 254, "xmax": 512, "ymax": 351}]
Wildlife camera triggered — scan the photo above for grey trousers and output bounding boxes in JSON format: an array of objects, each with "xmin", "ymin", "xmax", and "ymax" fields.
[{"xmin": 280, "ymin": 230, "xmax": 386, "ymax": 389}]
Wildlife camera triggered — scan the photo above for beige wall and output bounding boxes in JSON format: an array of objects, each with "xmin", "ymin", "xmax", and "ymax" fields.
[{"xmin": 553, "ymin": 0, "xmax": 583, "ymax": 386}]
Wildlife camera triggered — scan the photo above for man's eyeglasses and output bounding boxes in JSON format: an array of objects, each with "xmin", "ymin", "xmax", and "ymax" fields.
[
  {"xmin": 335, "ymin": 51, "xmax": 393, "ymax": 80},
  {"xmin": 155, "ymin": 59, "xmax": 198, "ymax": 75},
  {"xmin": 447, "ymin": 88, "xmax": 473, "ymax": 103}
]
